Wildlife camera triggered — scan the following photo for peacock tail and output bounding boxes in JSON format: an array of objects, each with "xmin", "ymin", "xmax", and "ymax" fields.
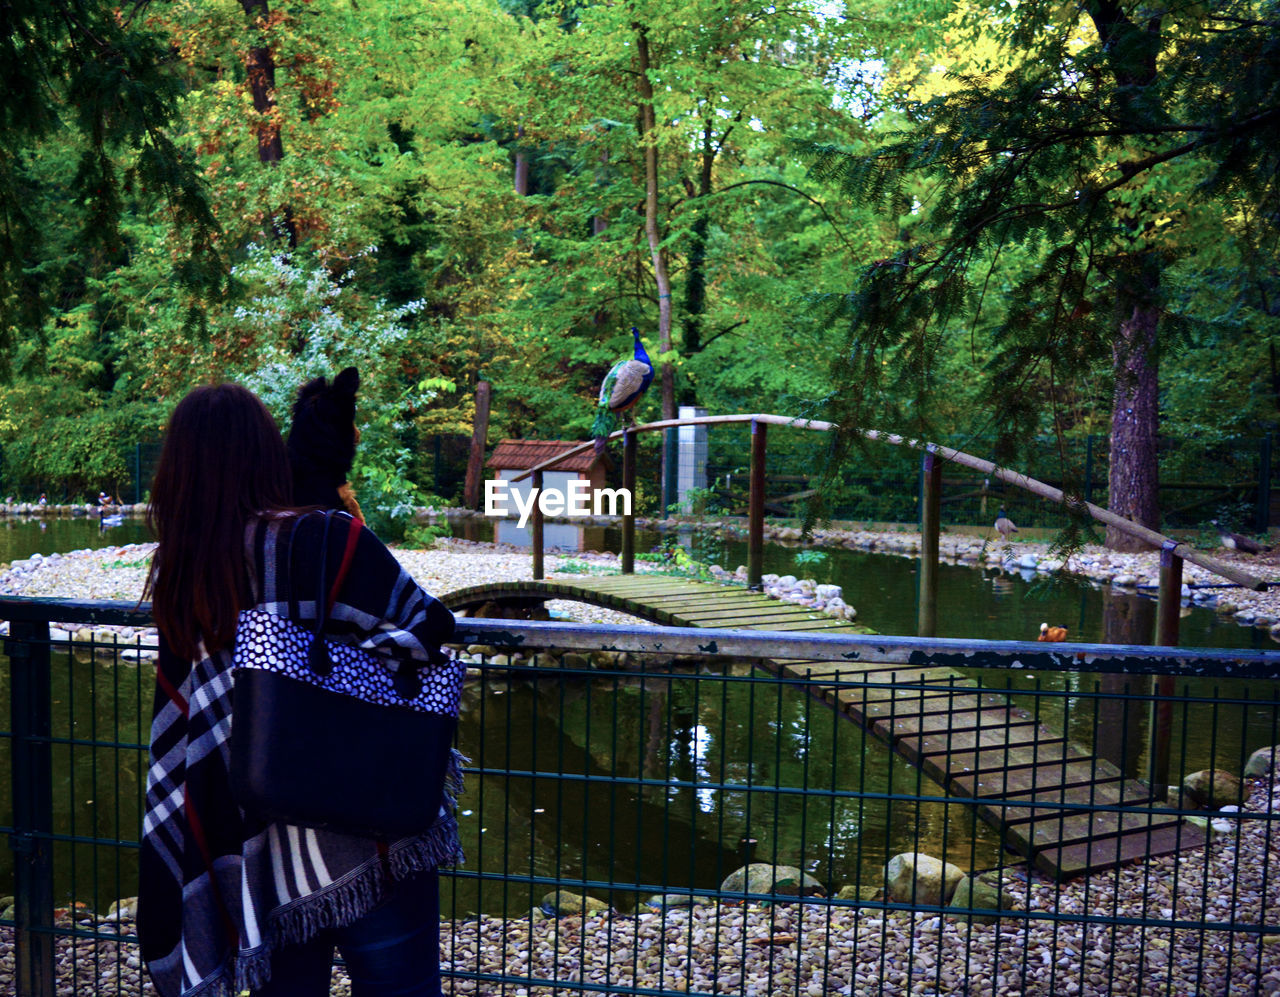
[{"xmin": 591, "ymin": 405, "xmax": 619, "ymax": 441}]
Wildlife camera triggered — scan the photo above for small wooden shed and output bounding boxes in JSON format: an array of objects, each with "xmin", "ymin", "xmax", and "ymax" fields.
[{"xmin": 485, "ymin": 440, "xmax": 613, "ymax": 501}]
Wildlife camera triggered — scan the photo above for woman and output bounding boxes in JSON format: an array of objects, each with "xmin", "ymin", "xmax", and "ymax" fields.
[{"xmin": 137, "ymin": 383, "xmax": 460, "ymax": 997}]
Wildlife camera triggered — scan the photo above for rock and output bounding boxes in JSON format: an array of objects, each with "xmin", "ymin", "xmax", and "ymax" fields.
[
  {"xmin": 105, "ymin": 897, "xmax": 137, "ymax": 920},
  {"xmin": 815, "ymin": 584, "xmax": 842, "ymax": 600},
  {"xmin": 644, "ymin": 893, "xmax": 714, "ymax": 910},
  {"xmin": 1112, "ymin": 574, "xmax": 1138, "ymax": 587},
  {"xmin": 947, "ymin": 875, "xmax": 1015, "ymax": 924},
  {"xmin": 885, "ymin": 852, "xmax": 965, "ymax": 906},
  {"xmin": 719, "ymin": 863, "xmax": 825, "ymax": 899},
  {"xmin": 835, "ymin": 884, "xmax": 881, "ymax": 903},
  {"xmin": 541, "ymin": 890, "xmax": 610, "ymax": 916},
  {"xmin": 1245, "ymin": 745, "xmax": 1280, "ymax": 777},
  {"xmin": 1182, "ymin": 769, "xmax": 1243, "ymax": 809},
  {"xmin": 560, "ymin": 652, "xmax": 592, "ymax": 671}
]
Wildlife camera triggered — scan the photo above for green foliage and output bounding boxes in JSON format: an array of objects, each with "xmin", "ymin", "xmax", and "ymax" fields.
[
  {"xmin": 401, "ymin": 521, "xmax": 450, "ymax": 549},
  {"xmin": 2, "ymin": 0, "xmax": 1276, "ymax": 546},
  {"xmin": 801, "ymin": 0, "xmax": 1280, "ymax": 542}
]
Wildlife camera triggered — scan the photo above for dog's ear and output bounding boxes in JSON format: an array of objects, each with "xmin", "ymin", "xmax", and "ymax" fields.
[
  {"xmin": 295, "ymin": 374, "xmax": 329, "ymax": 406},
  {"xmin": 334, "ymin": 366, "xmax": 359, "ymax": 397}
]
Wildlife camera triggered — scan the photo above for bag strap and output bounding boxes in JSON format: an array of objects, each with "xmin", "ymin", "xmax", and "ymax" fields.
[
  {"xmin": 327, "ymin": 514, "xmax": 362, "ymax": 614},
  {"xmin": 306, "ymin": 510, "xmax": 335, "ymax": 676}
]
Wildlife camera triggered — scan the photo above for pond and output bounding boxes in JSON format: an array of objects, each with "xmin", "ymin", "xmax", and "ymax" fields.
[
  {"xmin": 0, "ymin": 515, "xmax": 152, "ymax": 566},
  {"xmin": 2, "ymin": 515, "xmax": 1278, "ymax": 917}
]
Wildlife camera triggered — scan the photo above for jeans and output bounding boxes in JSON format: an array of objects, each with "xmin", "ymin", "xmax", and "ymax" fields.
[{"xmin": 252, "ymin": 868, "xmax": 445, "ymax": 997}]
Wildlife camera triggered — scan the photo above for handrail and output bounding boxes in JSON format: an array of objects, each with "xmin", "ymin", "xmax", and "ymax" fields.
[
  {"xmin": 508, "ymin": 414, "xmax": 1267, "ymax": 591},
  {"xmin": 2, "ymin": 598, "xmax": 1278, "ymax": 677}
]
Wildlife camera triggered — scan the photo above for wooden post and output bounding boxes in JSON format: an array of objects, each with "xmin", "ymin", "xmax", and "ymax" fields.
[
  {"xmin": 748, "ymin": 419, "xmax": 766, "ymax": 589},
  {"xmin": 621, "ymin": 429, "xmax": 636, "ymax": 574},
  {"xmin": 531, "ymin": 469, "xmax": 544, "ymax": 580},
  {"xmin": 462, "ymin": 381, "xmax": 491, "ymax": 510},
  {"xmin": 917, "ymin": 449, "xmax": 941, "ymax": 637},
  {"xmin": 1150, "ymin": 541, "xmax": 1183, "ymax": 798}
]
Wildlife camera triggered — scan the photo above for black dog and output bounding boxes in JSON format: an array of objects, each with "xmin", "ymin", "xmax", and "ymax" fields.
[{"xmin": 286, "ymin": 365, "xmax": 364, "ymax": 519}]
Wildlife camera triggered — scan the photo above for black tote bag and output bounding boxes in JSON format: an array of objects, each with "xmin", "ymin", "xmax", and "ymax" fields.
[{"xmin": 230, "ymin": 512, "xmax": 462, "ymax": 839}]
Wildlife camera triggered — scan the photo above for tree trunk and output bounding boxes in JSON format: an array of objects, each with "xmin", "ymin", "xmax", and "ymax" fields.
[
  {"xmin": 679, "ymin": 119, "xmax": 715, "ymax": 406},
  {"xmin": 1087, "ymin": 3, "xmax": 1163, "ymax": 552},
  {"xmin": 514, "ymin": 123, "xmax": 529, "ymax": 196},
  {"xmin": 239, "ymin": 0, "xmax": 297, "ymax": 245},
  {"xmin": 634, "ymin": 25, "xmax": 675, "ymax": 422},
  {"xmin": 1105, "ymin": 257, "xmax": 1161, "ymax": 550}
]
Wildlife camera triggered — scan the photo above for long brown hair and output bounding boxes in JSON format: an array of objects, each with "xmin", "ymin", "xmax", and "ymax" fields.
[{"xmin": 145, "ymin": 383, "xmax": 294, "ymax": 659}]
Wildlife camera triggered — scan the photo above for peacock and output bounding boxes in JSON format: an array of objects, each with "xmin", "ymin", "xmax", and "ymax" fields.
[{"xmin": 591, "ymin": 326, "xmax": 654, "ymax": 453}]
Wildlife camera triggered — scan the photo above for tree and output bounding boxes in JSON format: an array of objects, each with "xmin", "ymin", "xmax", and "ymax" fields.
[
  {"xmin": 808, "ymin": 0, "xmax": 1280, "ymax": 549},
  {"xmin": 0, "ymin": 0, "xmax": 219, "ymax": 369}
]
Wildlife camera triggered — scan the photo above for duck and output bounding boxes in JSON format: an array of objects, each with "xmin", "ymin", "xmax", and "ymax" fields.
[
  {"xmin": 1038, "ymin": 623, "xmax": 1068, "ymax": 642},
  {"xmin": 1211, "ymin": 520, "xmax": 1272, "ymax": 555},
  {"xmin": 994, "ymin": 506, "xmax": 1018, "ymax": 542}
]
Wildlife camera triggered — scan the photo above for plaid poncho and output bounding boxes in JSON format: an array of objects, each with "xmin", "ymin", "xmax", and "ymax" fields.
[{"xmin": 139, "ymin": 512, "xmax": 462, "ymax": 997}]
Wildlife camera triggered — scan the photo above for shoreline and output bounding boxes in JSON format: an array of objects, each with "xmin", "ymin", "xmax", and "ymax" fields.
[{"xmin": 4, "ymin": 514, "xmax": 1280, "ymax": 635}]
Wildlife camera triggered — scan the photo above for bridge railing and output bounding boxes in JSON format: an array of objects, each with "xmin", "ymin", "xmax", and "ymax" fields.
[
  {"xmin": 505, "ymin": 414, "xmax": 1268, "ymax": 646},
  {"xmin": 2, "ymin": 599, "xmax": 1280, "ymax": 996}
]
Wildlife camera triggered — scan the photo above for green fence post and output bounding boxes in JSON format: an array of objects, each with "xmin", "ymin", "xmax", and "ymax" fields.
[
  {"xmin": 1257, "ymin": 432, "xmax": 1272, "ymax": 534},
  {"xmin": 6, "ymin": 621, "xmax": 56, "ymax": 997}
]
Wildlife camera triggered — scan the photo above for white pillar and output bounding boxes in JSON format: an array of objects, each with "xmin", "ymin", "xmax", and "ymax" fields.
[{"xmin": 677, "ymin": 406, "xmax": 708, "ymax": 511}]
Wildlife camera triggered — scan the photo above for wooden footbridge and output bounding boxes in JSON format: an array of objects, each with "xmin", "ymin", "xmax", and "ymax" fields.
[
  {"xmin": 444, "ymin": 573, "xmax": 1209, "ymax": 880},
  {"xmin": 463, "ymin": 413, "xmax": 1278, "ymax": 879}
]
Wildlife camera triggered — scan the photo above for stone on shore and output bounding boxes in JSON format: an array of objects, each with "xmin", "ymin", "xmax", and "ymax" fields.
[
  {"xmin": 947, "ymin": 874, "xmax": 1017, "ymax": 924},
  {"xmin": 885, "ymin": 852, "xmax": 965, "ymax": 906},
  {"xmin": 1182, "ymin": 768, "xmax": 1244, "ymax": 809},
  {"xmin": 1244, "ymin": 744, "xmax": 1280, "ymax": 777},
  {"xmin": 720, "ymin": 863, "xmax": 825, "ymax": 898}
]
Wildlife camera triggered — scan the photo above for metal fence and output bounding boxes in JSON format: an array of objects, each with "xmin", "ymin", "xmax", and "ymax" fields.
[{"xmin": 2, "ymin": 597, "xmax": 1280, "ymax": 995}]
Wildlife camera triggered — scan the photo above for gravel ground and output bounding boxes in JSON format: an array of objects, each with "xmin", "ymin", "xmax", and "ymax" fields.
[{"xmin": 2, "ymin": 772, "xmax": 1277, "ymax": 995}]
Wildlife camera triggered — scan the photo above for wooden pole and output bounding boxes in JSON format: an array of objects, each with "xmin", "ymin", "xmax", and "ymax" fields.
[
  {"xmin": 918, "ymin": 449, "xmax": 941, "ymax": 637},
  {"xmin": 621, "ymin": 429, "xmax": 636, "ymax": 574},
  {"xmin": 749, "ymin": 419, "xmax": 767, "ymax": 589},
  {"xmin": 531, "ymin": 469, "xmax": 544, "ymax": 581},
  {"xmin": 462, "ymin": 381, "xmax": 491, "ymax": 510},
  {"xmin": 1150, "ymin": 542, "xmax": 1183, "ymax": 798}
]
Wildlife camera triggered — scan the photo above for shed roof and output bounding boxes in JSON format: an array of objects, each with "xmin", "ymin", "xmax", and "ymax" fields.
[{"xmin": 486, "ymin": 439, "xmax": 613, "ymax": 473}]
